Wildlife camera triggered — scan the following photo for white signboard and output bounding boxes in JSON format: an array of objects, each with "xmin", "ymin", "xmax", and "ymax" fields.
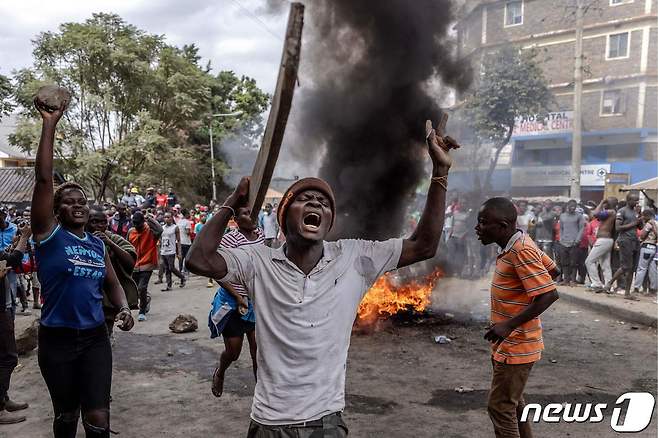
[
  {"xmin": 511, "ymin": 164, "xmax": 611, "ymax": 187},
  {"xmin": 513, "ymin": 111, "xmax": 573, "ymax": 137}
]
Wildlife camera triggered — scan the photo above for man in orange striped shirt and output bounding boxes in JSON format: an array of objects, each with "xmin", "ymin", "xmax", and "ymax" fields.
[{"xmin": 476, "ymin": 197, "xmax": 559, "ymax": 438}]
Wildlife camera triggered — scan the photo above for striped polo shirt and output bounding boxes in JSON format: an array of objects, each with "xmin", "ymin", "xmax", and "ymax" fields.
[
  {"xmin": 491, "ymin": 231, "xmax": 556, "ymax": 364},
  {"xmin": 219, "ymin": 228, "xmax": 265, "ymax": 297}
]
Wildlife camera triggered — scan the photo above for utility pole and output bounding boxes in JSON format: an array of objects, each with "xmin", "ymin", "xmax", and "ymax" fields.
[
  {"xmin": 570, "ymin": 0, "xmax": 584, "ymax": 200},
  {"xmin": 209, "ymin": 123, "xmax": 217, "ymax": 202}
]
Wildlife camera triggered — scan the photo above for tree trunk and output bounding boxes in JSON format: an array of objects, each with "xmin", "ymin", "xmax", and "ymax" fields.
[
  {"xmin": 97, "ymin": 160, "xmax": 113, "ymax": 202},
  {"xmin": 483, "ymin": 124, "xmax": 514, "ymax": 194}
]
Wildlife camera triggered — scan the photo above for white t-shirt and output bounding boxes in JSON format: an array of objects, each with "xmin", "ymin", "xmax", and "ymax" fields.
[
  {"xmin": 160, "ymin": 224, "xmax": 177, "ymax": 255},
  {"xmin": 219, "ymin": 238, "xmax": 403, "ymax": 425},
  {"xmin": 262, "ymin": 212, "xmax": 278, "ymax": 239},
  {"xmin": 177, "ymin": 218, "xmax": 192, "ymax": 245}
]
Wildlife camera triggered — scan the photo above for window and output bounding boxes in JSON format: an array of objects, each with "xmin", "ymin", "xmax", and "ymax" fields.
[
  {"xmin": 601, "ymin": 89, "xmax": 626, "ymax": 115},
  {"xmin": 504, "ymin": 1, "xmax": 523, "ymax": 27},
  {"xmin": 607, "ymin": 32, "xmax": 630, "ymax": 59}
]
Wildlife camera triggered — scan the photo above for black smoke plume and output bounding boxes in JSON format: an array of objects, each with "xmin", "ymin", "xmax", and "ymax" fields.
[{"xmin": 275, "ymin": 1, "xmax": 471, "ymax": 239}]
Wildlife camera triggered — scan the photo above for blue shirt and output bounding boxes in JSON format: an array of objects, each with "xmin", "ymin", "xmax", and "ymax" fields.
[
  {"xmin": 0, "ymin": 221, "xmax": 17, "ymax": 250},
  {"xmin": 35, "ymin": 225, "xmax": 106, "ymax": 329}
]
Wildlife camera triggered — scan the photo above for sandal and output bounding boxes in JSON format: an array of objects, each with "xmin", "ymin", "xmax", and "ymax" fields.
[{"xmin": 211, "ymin": 367, "xmax": 224, "ymax": 397}]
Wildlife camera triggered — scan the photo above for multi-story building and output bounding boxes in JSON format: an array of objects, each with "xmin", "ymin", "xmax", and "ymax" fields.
[{"xmin": 453, "ymin": 0, "xmax": 657, "ymax": 200}]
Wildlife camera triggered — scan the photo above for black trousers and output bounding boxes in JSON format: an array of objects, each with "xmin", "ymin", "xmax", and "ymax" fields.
[
  {"xmin": 559, "ymin": 244, "xmax": 580, "ymax": 282},
  {"xmin": 161, "ymin": 254, "xmax": 184, "ymax": 288},
  {"xmin": 38, "ymin": 324, "xmax": 112, "ymax": 436},
  {"xmin": 0, "ymin": 309, "xmax": 17, "ymax": 410},
  {"xmin": 132, "ymin": 271, "xmax": 152, "ymax": 315},
  {"xmin": 179, "ymin": 244, "xmax": 191, "ymax": 273}
]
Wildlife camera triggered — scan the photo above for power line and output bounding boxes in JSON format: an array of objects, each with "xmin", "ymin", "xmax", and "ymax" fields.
[{"xmin": 229, "ymin": 0, "xmax": 283, "ymax": 42}]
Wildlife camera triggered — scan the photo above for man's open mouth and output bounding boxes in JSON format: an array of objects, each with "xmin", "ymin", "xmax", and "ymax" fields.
[
  {"xmin": 302, "ymin": 212, "xmax": 322, "ymax": 231},
  {"xmin": 72, "ymin": 211, "xmax": 85, "ymax": 218}
]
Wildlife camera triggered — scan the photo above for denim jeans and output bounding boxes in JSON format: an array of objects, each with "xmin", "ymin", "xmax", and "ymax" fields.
[{"xmin": 634, "ymin": 244, "xmax": 657, "ymax": 290}]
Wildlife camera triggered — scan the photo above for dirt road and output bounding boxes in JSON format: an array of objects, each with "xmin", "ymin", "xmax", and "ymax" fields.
[{"xmin": 5, "ymin": 276, "xmax": 657, "ymax": 437}]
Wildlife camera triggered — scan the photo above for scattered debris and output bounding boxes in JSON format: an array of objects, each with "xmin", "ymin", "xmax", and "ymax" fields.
[
  {"xmin": 613, "ymin": 353, "xmax": 623, "ymax": 357},
  {"xmin": 444, "ymin": 313, "xmax": 455, "ymax": 319},
  {"xmin": 550, "ymin": 359, "xmax": 558, "ymax": 364},
  {"xmin": 167, "ymin": 351, "xmax": 174, "ymax": 357},
  {"xmin": 631, "ymin": 326, "xmax": 639, "ymax": 330},
  {"xmin": 169, "ymin": 314, "xmax": 198, "ymax": 333},
  {"xmin": 454, "ymin": 386, "xmax": 474, "ymax": 393},
  {"xmin": 568, "ymin": 310, "xmax": 580, "ymax": 314},
  {"xmin": 594, "ymin": 319, "xmax": 600, "ymax": 322},
  {"xmin": 433, "ymin": 335, "xmax": 452, "ymax": 344}
]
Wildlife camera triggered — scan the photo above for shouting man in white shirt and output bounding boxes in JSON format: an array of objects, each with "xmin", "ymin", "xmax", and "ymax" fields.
[{"xmin": 186, "ymin": 121, "xmax": 458, "ymax": 437}]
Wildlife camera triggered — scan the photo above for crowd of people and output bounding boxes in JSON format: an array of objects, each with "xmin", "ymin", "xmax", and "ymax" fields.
[
  {"xmin": 442, "ymin": 193, "xmax": 658, "ymax": 301},
  {"xmin": 0, "ymin": 97, "xmax": 653, "ymax": 438}
]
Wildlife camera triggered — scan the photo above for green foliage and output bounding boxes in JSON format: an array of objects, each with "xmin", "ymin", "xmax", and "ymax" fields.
[
  {"xmin": 463, "ymin": 46, "xmax": 553, "ymax": 191},
  {"xmin": 466, "ymin": 46, "xmax": 553, "ymax": 147},
  {"xmin": 9, "ymin": 13, "xmax": 270, "ymax": 204},
  {"xmin": 0, "ymin": 74, "xmax": 14, "ymax": 121}
]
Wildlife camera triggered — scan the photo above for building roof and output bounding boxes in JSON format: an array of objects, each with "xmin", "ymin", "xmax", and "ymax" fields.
[
  {"xmin": 621, "ymin": 177, "xmax": 658, "ymax": 192},
  {"xmin": 0, "ymin": 167, "xmax": 35, "ymax": 204},
  {"xmin": 0, "ymin": 114, "xmax": 34, "ymax": 160}
]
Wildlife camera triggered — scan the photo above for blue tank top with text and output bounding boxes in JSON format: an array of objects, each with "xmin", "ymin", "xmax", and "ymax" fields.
[{"xmin": 35, "ymin": 225, "xmax": 106, "ymax": 329}]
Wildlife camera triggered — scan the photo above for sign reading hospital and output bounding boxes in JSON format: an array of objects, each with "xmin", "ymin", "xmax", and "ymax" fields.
[{"xmin": 513, "ymin": 111, "xmax": 573, "ymax": 137}]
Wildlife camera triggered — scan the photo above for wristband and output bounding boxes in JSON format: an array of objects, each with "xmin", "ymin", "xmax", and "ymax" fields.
[
  {"xmin": 431, "ymin": 175, "xmax": 448, "ymax": 191},
  {"xmin": 219, "ymin": 205, "xmax": 236, "ymax": 217}
]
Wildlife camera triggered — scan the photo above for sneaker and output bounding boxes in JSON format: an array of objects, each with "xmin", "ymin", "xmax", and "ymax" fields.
[
  {"xmin": 154, "ymin": 280, "xmax": 163, "ymax": 285},
  {"xmin": 138, "ymin": 314, "xmax": 147, "ymax": 322},
  {"xmin": 206, "ymin": 280, "xmax": 215, "ymax": 288},
  {"xmin": 4, "ymin": 399, "xmax": 28, "ymax": 412},
  {"xmin": 32, "ymin": 302, "xmax": 41, "ymax": 310},
  {"xmin": 17, "ymin": 309, "xmax": 31, "ymax": 316},
  {"xmin": 161, "ymin": 287, "xmax": 172, "ymax": 292},
  {"xmin": 145, "ymin": 295, "xmax": 151, "ymax": 314},
  {"xmin": 179, "ymin": 279, "xmax": 186, "ymax": 288},
  {"xmin": 0, "ymin": 410, "xmax": 26, "ymax": 424}
]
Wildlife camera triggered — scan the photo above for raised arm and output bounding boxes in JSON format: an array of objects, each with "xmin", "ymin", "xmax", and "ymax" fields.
[
  {"xmin": 31, "ymin": 100, "xmax": 67, "ymax": 241},
  {"xmin": 186, "ymin": 178, "xmax": 249, "ymax": 280},
  {"xmin": 146, "ymin": 216, "xmax": 163, "ymax": 238},
  {"xmin": 398, "ymin": 120, "xmax": 458, "ymax": 268}
]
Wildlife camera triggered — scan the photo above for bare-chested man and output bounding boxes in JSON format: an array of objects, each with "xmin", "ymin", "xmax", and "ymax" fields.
[{"xmin": 585, "ymin": 197, "xmax": 618, "ymax": 293}]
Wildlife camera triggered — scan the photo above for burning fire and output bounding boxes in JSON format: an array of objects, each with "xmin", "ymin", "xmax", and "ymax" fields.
[{"xmin": 357, "ymin": 268, "xmax": 442, "ymax": 325}]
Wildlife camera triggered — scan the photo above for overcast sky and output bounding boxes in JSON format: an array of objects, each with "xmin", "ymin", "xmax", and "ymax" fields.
[{"xmin": 0, "ymin": 0, "xmax": 288, "ymax": 93}]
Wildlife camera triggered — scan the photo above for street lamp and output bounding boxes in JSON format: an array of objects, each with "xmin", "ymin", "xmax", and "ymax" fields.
[{"xmin": 209, "ymin": 111, "xmax": 243, "ymax": 201}]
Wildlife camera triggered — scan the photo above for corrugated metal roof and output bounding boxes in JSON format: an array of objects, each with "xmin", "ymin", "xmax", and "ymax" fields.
[{"xmin": 0, "ymin": 167, "xmax": 35, "ymax": 204}]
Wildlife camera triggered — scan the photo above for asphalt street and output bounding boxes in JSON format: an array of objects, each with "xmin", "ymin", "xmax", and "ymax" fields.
[{"xmin": 5, "ymin": 275, "xmax": 657, "ymax": 438}]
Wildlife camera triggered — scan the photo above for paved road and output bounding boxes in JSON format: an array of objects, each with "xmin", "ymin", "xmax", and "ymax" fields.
[{"xmin": 6, "ymin": 276, "xmax": 657, "ymax": 437}]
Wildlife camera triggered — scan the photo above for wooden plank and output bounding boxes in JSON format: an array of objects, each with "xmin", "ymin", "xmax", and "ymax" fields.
[{"xmin": 249, "ymin": 3, "xmax": 304, "ymax": 221}]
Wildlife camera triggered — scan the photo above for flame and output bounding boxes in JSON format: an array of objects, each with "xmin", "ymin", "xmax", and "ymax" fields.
[{"xmin": 357, "ymin": 268, "xmax": 442, "ymax": 325}]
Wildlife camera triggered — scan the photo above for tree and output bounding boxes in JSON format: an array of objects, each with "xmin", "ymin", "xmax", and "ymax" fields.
[
  {"xmin": 9, "ymin": 13, "xmax": 269, "ymax": 204},
  {"xmin": 0, "ymin": 74, "xmax": 13, "ymax": 121},
  {"xmin": 463, "ymin": 46, "xmax": 553, "ymax": 193}
]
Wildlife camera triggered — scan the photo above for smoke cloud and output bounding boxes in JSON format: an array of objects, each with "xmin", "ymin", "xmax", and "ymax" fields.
[{"xmin": 271, "ymin": 1, "xmax": 472, "ymax": 239}]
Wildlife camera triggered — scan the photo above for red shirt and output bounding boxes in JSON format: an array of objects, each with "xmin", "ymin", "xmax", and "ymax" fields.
[{"xmin": 156, "ymin": 194, "xmax": 167, "ymax": 207}]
